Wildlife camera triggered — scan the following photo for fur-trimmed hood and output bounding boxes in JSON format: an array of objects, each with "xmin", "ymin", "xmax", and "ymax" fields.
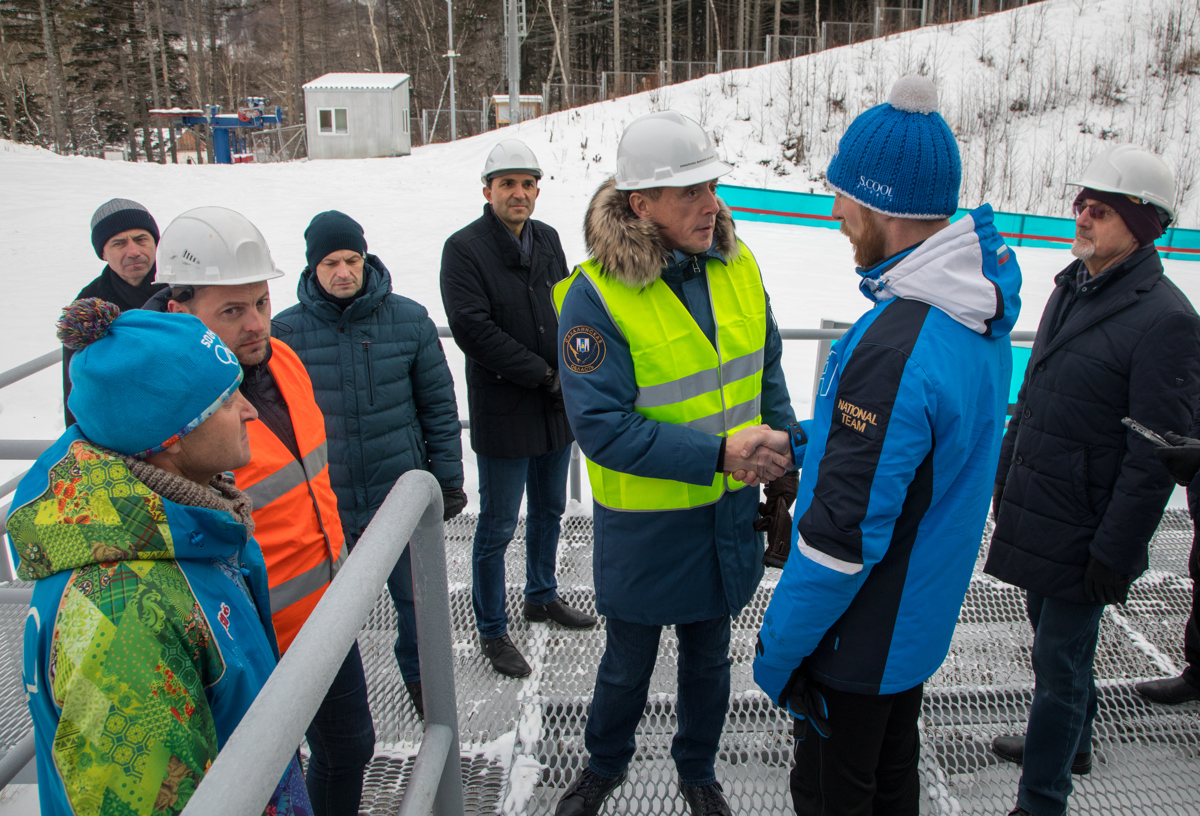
[{"xmin": 584, "ymin": 177, "xmax": 740, "ymax": 288}]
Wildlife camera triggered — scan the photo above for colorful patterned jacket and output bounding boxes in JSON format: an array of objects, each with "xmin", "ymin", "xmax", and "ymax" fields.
[{"xmin": 7, "ymin": 427, "xmax": 312, "ymax": 816}]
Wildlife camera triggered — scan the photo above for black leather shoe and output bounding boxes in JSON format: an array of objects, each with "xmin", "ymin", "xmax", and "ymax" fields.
[
  {"xmin": 405, "ymin": 681, "xmax": 424, "ymax": 719},
  {"xmin": 1008, "ymin": 809, "xmax": 1033, "ymax": 815},
  {"xmin": 680, "ymin": 780, "xmax": 732, "ymax": 816},
  {"xmin": 1135, "ymin": 675, "xmax": 1200, "ymax": 705},
  {"xmin": 554, "ymin": 769, "xmax": 626, "ymax": 816},
  {"xmin": 524, "ymin": 598, "xmax": 599, "ymax": 629},
  {"xmin": 992, "ymin": 735, "xmax": 1091, "ymax": 775},
  {"xmin": 480, "ymin": 634, "xmax": 532, "ymax": 678}
]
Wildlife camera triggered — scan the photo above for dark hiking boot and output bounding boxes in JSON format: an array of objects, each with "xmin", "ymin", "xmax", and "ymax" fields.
[
  {"xmin": 1135, "ymin": 675, "xmax": 1200, "ymax": 705},
  {"xmin": 1008, "ymin": 809, "xmax": 1034, "ymax": 815},
  {"xmin": 992, "ymin": 735, "xmax": 1092, "ymax": 775},
  {"xmin": 680, "ymin": 781, "xmax": 733, "ymax": 816},
  {"xmin": 554, "ymin": 769, "xmax": 626, "ymax": 816},
  {"xmin": 480, "ymin": 634, "xmax": 532, "ymax": 678},
  {"xmin": 524, "ymin": 598, "xmax": 599, "ymax": 629},
  {"xmin": 405, "ymin": 681, "xmax": 424, "ymax": 719}
]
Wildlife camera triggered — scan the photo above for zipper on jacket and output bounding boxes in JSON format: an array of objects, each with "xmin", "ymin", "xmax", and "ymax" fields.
[{"xmin": 362, "ymin": 340, "xmax": 375, "ymax": 406}]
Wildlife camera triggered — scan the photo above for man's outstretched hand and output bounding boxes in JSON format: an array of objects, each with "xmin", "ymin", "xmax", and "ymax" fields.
[{"xmin": 725, "ymin": 425, "xmax": 793, "ymax": 486}]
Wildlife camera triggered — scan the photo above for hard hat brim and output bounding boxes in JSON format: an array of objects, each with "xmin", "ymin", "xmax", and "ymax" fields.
[
  {"xmin": 481, "ymin": 168, "xmax": 544, "ymax": 185},
  {"xmin": 1065, "ymin": 178, "xmax": 1176, "ymax": 222},
  {"xmin": 615, "ymin": 160, "xmax": 733, "ymax": 191}
]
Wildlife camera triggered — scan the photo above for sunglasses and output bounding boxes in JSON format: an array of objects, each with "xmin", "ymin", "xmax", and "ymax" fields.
[{"xmin": 1072, "ymin": 201, "xmax": 1116, "ymax": 220}]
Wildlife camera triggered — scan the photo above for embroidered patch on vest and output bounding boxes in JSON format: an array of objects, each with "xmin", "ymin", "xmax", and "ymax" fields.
[
  {"xmin": 835, "ymin": 399, "xmax": 881, "ymax": 439},
  {"xmin": 564, "ymin": 326, "xmax": 606, "ymax": 374},
  {"xmin": 218, "ymin": 602, "xmax": 232, "ymax": 637}
]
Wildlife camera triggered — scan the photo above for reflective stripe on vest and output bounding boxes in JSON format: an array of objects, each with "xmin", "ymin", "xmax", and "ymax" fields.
[
  {"xmin": 553, "ymin": 240, "xmax": 767, "ymax": 511},
  {"xmin": 235, "ymin": 340, "xmax": 346, "ymax": 652}
]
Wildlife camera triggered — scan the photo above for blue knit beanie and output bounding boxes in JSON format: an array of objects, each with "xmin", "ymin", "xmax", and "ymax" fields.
[
  {"xmin": 826, "ymin": 75, "xmax": 962, "ymax": 219},
  {"xmin": 90, "ymin": 198, "xmax": 160, "ymax": 259},
  {"xmin": 304, "ymin": 211, "xmax": 368, "ymax": 272},
  {"xmin": 58, "ymin": 299, "xmax": 244, "ymax": 458}
]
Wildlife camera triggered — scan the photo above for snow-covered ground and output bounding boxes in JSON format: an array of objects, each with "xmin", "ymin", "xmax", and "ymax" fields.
[{"xmin": 2, "ymin": 0, "xmax": 1199, "ymax": 512}]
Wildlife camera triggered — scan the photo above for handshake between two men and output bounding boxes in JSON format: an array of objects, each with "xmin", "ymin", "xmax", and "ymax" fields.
[{"xmin": 723, "ymin": 424, "xmax": 795, "ymax": 485}]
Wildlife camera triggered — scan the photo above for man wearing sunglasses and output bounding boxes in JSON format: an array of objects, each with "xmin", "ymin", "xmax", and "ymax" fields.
[{"xmin": 986, "ymin": 144, "xmax": 1200, "ymax": 816}]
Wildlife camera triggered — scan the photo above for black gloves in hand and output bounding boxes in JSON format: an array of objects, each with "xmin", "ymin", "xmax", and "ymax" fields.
[
  {"xmin": 775, "ymin": 659, "xmax": 830, "ymax": 740},
  {"xmin": 542, "ymin": 366, "xmax": 565, "ymax": 412},
  {"xmin": 758, "ymin": 471, "xmax": 800, "ymax": 568},
  {"xmin": 442, "ymin": 487, "xmax": 468, "ymax": 521},
  {"xmin": 992, "ymin": 483, "xmax": 1005, "ymax": 521},
  {"xmin": 1155, "ymin": 432, "xmax": 1200, "ymax": 487},
  {"xmin": 1083, "ymin": 556, "xmax": 1132, "ymax": 605}
]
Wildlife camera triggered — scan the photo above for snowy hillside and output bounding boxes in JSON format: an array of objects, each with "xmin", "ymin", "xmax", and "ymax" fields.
[{"xmin": 2, "ymin": 0, "xmax": 1200, "ymax": 509}]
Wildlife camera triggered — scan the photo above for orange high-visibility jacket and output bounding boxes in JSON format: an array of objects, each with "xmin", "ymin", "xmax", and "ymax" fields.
[{"xmin": 235, "ymin": 339, "xmax": 345, "ymax": 652}]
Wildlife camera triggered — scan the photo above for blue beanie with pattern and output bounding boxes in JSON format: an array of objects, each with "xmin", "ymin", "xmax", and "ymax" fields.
[
  {"xmin": 58, "ymin": 299, "xmax": 244, "ymax": 458},
  {"xmin": 826, "ymin": 75, "xmax": 961, "ymax": 219}
]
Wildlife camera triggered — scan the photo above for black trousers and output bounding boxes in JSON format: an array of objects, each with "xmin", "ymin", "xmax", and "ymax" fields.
[
  {"xmin": 790, "ymin": 680, "xmax": 924, "ymax": 816},
  {"xmin": 1185, "ymin": 530, "xmax": 1200, "ymax": 688}
]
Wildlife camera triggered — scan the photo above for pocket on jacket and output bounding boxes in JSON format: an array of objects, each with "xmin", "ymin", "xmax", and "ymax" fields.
[{"xmin": 1069, "ymin": 446, "xmax": 1096, "ymax": 516}]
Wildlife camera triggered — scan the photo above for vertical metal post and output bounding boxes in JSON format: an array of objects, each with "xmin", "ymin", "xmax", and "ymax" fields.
[
  {"xmin": 921, "ymin": 0, "xmax": 928, "ymax": 26},
  {"xmin": 447, "ymin": 0, "xmax": 458, "ymax": 141},
  {"xmin": 569, "ymin": 442, "xmax": 582, "ymax": 503},
  {"xmin": 507, "ymin": 0, "xmax": 521, "ymax": 125},
  {"xmin": 972, "ymin": 0, "xmax": 980, "ymax": 17}
]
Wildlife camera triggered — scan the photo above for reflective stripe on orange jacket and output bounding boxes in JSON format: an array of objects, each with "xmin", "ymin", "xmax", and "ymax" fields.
[{"xmin": 235, "ymin": 339, "xmax": 345, "ymax": 652}]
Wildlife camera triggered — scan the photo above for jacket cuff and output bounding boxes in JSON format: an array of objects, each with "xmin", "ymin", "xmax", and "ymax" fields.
[
  {"xmin": 716, "ymin": 437, "xmax": 727, "ymax": 473},
  {"xmin": 752, "ymin": 653, "xmax": 794, "ymax": 709}
]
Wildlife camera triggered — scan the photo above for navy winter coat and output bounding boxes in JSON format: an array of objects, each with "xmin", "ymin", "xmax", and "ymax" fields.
[
  {"xmin": 986, "ymin": 245, "xmax": 1200, "ymax": 603},
  {"xmin": 273, "ymin": 256, "xmax": 464, "ymax": 539},
  {"xmin": 440, "ymin": 205, "xmax": 574, "ymax": 459}
]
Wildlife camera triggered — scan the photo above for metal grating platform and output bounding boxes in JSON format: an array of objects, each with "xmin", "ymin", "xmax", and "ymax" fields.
[{"xmin": 3, "ymin": 510, "xmax": 1199, "ymax": 814}]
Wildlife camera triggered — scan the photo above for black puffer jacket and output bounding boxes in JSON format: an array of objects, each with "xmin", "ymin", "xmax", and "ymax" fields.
[
  {"xmin": 986, "ymin": 246, "xmax": 1200, "ymax": 603},
  {"xmin": 440, "ymin": 204, "xmax": 574, "ymax": 458}
]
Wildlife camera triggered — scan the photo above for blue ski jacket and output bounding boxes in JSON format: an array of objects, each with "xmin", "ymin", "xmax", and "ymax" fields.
[{"xmin": 755, "ymin": 205, "xmax": 1022, "ymax": 698}]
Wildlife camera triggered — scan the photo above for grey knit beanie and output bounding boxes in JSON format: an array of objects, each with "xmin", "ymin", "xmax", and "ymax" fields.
[{"xmin": 90, "ymin": 198, "xmax": 160, "ymax": 259}]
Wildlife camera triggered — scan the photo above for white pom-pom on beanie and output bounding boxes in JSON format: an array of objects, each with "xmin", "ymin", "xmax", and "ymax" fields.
[{"xmin": 888, "ymin": 74, "xmax": 939, "ymax": 115}]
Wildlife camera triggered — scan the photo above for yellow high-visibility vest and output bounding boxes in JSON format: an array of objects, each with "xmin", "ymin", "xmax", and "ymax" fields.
[{"xmin": 554, "ymin": 241, "xmax": 766, "ymax": 511}]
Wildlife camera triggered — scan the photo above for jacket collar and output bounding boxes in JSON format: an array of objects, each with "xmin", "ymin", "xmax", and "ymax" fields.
[
  {"xmin": 296, "ymin": 254, "xmax": 394, "ymax": 324},
  {"xmin": 583, "ymin": 177, "xmax": 740, "ymax": 288},
  {"xmin": 483, "ymin": 203, "xmax": 538, "ymax": 269},
  {"xmin": 1037, "ymin": 245, "xmax": 1163, "ymax": 362}
]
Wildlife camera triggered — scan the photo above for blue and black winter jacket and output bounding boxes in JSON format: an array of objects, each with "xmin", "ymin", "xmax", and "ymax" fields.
[{"xmin": 755, "ymin": 205, "xmax": 1022, "ymax": 698}]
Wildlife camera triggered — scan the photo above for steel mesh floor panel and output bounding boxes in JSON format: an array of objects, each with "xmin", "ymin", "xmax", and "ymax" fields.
[{"xmin": 3, "ymin": 511, "xmax": 1199, "ymax": 813}]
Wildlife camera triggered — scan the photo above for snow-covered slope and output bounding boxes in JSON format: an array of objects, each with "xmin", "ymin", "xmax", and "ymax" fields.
[{"xmin": 2, "ymin": 0, "xmax": 1199, "ymax": 507}]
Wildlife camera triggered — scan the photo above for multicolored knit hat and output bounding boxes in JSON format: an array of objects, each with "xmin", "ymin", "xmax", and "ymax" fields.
[
  {"xmin": 58, "ymin": 299, "xmax": 243, "ymax": 457},
  {"xmin": 826, "ymin": 75, "xmax": 962, "ymax": 219}
]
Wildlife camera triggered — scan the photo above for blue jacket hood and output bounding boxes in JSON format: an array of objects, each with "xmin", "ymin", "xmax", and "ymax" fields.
[{"xmin": 858, "ymin": 204, "xmax": 1021, "ymax": 338}]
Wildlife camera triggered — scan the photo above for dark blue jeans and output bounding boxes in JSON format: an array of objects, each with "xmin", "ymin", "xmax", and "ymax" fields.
[
  {"xmin": 1017, "ymin": 591, "xmax": 1104, "ymax": 816},
  {"xmin": 351, "ymin": 528, "xmax": 420, "ymax": 683},
  {"xmin": 472, "ymin": 446, "xmax": 571, "ymax": 639},
  {"xmin": 305, "ymin": 641, "xmax": 377, "ymax": 816},
  {"xmin": 585, "ymin": 615, "xmax": 732, "ymax": 785}
]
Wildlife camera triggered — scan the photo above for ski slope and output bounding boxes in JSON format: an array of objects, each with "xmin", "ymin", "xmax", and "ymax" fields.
[{"xmin": 2, "ymin": 0, "xmax": 1199, "ymax": 512}]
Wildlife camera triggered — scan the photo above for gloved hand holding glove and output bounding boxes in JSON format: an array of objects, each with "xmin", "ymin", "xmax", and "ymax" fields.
[
  {"xmin": 442, "ymin": 486, "xmax": 468, "ymax": 521},
  {"xmin": 758, "ymin": 471, "xmax": 800, "ymax": 568},
  {"xmin": 541, "ymin": 366, "xmax": 565, "ymax": 412},
  {"xmin": 779, "ymin": 661, "xmax": 830, "ymax": 741},
  {"xmin": 1083, "ymin": 555, "xmax": 1132, "ymax": 605},
  {"xmin": 1155, "ymin": 432, "xmax": 1200, "ymax": 487}
]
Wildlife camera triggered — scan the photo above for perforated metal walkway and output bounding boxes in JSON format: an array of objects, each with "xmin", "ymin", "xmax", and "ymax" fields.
[{"xmin": 3, "ymin": 512, "xmax": 1199, "ymax": 814}]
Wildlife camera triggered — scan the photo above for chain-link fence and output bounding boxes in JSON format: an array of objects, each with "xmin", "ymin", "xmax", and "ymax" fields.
[
  {"xmin": 765, "ymin": 34, "xmax": 820, "ymax": 62},
  {"xmin": 875, "ymin": 6, "xmax": 924, "ymax": 36},
  {"xmin": 600, "ymin": 71, "xmax": 661, "ymax": 99},
  {"xmin": 819, "ymin": 21, "xmax": 876, "ymax": 50},
  {"xmin": 248, "ymin": 124, "xmax": 307, "ymax": 162},
  {"xmin": 716, "ymin": 49, "xmax": 768, "ymax": 72},
  {"xmin": 419, "ymin": 110, "xmax": 486, "ymax": 145},
  {"xmin": 543, "ymin": 83, "xmax": 602, "ymax": 113},
  {"xmin": 659, "ymin": 60, "xmax": 717, "ymax": 84}
]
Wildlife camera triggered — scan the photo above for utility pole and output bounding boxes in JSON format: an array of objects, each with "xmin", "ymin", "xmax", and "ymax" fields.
[
  {"xmin": 446, "ymin": 0, "xmax": 459, "ymax": 140},
  {"xmin": 507, "ymin": 0, "xmax": 521, "ymax": 125}
]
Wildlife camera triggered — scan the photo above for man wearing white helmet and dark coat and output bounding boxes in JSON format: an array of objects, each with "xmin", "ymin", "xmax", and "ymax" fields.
[
  {"xmin": 987, "ymin": 144, "xmax": 1200, "ymax": 816},
  {"xmin": 440, "ymin": 139, "xmax": 597, "ymax": 680},
  {"xmin": 552, "ymin": 111, "xmax": 797, "ymax": 816}
]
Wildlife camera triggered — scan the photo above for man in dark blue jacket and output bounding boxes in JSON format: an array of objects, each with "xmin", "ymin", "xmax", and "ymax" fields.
[
  {"xmin": 987, "ymin": 144, "xmax": 1200, "ymax": 816},
  {"xmin": 274, "ymin": 211, "xmax": 466, "ymax": 720},
  {"xmin": 753, "ymin": 75, "xmax": 1022, "ymax": 816}
]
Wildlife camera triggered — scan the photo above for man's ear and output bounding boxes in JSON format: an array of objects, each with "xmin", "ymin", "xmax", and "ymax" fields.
[
  {"xmin": 166, "ymin": 299, "xmax": 184, "ymax": 314},
  {"xmin": 628, "ymin": 192, "xmax": 651, "ymax": 219},
  {"xmin": 483, "ymin": 184, "xmax": 494, "ymax": 203}
]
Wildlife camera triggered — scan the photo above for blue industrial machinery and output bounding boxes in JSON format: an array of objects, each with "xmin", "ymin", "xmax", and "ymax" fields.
[{"xmin": 150, "ymin": 98, "xmax": 284, "ymax": 164}]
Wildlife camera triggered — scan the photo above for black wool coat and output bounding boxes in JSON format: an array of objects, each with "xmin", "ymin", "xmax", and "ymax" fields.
[
  {"xmin": 986, "ymin": 246, "xmax": 1200, "ymax": 603},
  {"xmin": 440, "ymin": 204, "xmax": 574, "ymax": 459}
]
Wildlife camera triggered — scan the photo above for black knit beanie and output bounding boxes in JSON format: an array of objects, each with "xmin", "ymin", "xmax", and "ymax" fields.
[
  {"xmin": 91, "ymin": 198, "xmax": 160, "ymax": 259},
  {"xmin": 305, "ymin": 211, "xmax": 368, "ymax": 271},
  {"xmin": 1075, "ymin": 188, "xmax": 1167, "ymax": 247}
]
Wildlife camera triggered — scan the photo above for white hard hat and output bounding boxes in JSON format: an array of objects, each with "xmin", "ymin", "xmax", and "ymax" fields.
[
  {"xmin": 481, "ymin": 139, "xmax": 543, "ymax": 184},
  {"xmin": 1067, "ymin": 143, "xmax": 1176, "ymax": 225},
  {"xmin": 615, "ymin": 111, "xmax": 733, "ymax": 191},
  {"xmin": 157, "ymin": 206, "xmax": 284, "ymax": 286}
]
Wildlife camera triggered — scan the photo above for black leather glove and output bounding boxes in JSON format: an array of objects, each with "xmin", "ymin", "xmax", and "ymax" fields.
[
  {"xmin": 758, "ymin": 471, "xmax": 800, "ymax": 568},
  {"xmin": 992, "ymin": 482, "xmax": 1005, "ymax": 521},
  {"xmin": 1083, "ymin": 556, "xmax": 1132, "ymax": 605},
  {"xmin": 541, "ymin": 366, "xmax": 565, "ymax": 412},
  {"xmin": 777, "ymin": 660, "xmax": 830, "ymax": 740},
  {"xmin": 1155, "ymin": 432, "xmax": 1200, "ymax": 486},
  {"xmin": 442, "ymin": 486, "xmax": 468, "ymax": 521}
]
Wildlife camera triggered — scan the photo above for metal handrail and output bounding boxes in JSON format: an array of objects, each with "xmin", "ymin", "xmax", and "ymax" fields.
[
  {"xmin": 180, "ymin": 470, "xmax": 463, "ymax": 816},
  {"xmin": 0, "ymin": 349, "xmax": 61, "ymax": 391},
  {"xmin": 0, "ymin": 731, "xmax": 35, "ymax": 790}
]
